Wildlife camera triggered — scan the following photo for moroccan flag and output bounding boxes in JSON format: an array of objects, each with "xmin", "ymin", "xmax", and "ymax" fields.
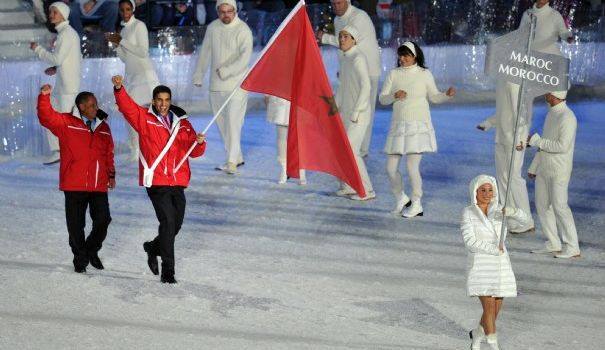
[{"xmin": 240, "ymin": 0, "xmax": 365, "ymax": 197}]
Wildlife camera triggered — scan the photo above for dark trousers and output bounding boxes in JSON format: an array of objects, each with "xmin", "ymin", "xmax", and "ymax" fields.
[
  {"xmin": 146, "ymin": 186, "xmax": 186, "ymax": 276},
  {"xmin": 64, "ymin": 191, "xmax": 112, "ymax": 269}
]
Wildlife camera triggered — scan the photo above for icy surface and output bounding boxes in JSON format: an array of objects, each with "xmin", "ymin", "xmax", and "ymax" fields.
[{"xmin": 0, "ymin": 103, "xmax": 604, "ymax": 349}]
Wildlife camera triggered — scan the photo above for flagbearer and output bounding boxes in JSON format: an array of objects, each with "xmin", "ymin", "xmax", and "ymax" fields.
[
  {"xmin": 112, "ymin": 75, "xmax": 207, "ymax": 284},
  {"xmin": 334, "ymin": 26, "xmax": 375, "ymax": 200},
  {"xmin": 193, "ymin": 0, "xmax": 252, "ymax": 175},
  {"xmin": 528, "ymin": 90, "xmax": 580, "ymax": 259}
]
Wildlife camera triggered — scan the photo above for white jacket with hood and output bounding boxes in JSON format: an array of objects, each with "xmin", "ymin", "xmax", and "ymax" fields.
[
  {"xmin": 461, "ymin": 174, "xmax": 526, "ymax": 297},
  {"xmin": 34, "ymin": 20, "xmax": 82, "ymax": 96}
]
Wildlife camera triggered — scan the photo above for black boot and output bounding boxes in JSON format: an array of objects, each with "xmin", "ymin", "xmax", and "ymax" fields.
[
  {"xmin": 161, "ymin": 267, "xmax": 177, "ymax": 284},
  {"xmin": 74, "ymin": 265, "xmax": 87, "ymax": 273},
  {"xmin": 88, "ymin": 251, "xmax": 104, "ymax": 270},
  {"xmin": 143, "ymin": 241, "xmax": 159, "ymax": 275}
]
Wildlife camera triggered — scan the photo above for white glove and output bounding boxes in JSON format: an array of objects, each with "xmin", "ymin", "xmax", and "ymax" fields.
[
  {"xmin": 528, "ymin": 133, "xmax": 541, "ymax": 147},
  {"xmin": 503, "ymin": 207, "xmax": 517, "ymax": 217}
]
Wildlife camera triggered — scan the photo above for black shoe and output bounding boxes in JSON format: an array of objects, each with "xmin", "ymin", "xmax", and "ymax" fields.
[
  {"xmin": 89, "ymin": 252, "xmax": 104, "ymax": 270},
  {"xmin": 74, "ymin": 266, "xmax": 86, "ymax": 273},
  {"xmin": 161, "ymin": 274, "xmax": 177, "ymax": 284},
  {"xmin": 143, "ymin": 241, "xmax": 159, "ymax": 275}
]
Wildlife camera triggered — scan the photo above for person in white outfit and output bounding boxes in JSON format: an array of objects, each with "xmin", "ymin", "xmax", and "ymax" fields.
[
  {"xmin": 477, "ymin": 81, "xmax": 536, "ymax": 233},
  {"xmin": 379, "ymin": 42, "xmax": 455, "ymax": 216},
  {"xmin": 106, "ymin": 0, "xmax": 160, "ymax": 162},
  {"xmin": 527, "ymin": 90, "xmax": 580, "ymax": 259},
  {"xmin": 477, "ymin": 0, "xmax": 572, "ymax": 232},
  {"xmin": 193, "ymin": 0, "xmax": 252, "ymax": 174},
  {"xmin": 462, "ymin": 174, "xmax": 527, "ymax": 350},
  {"xmin": 317, "ymin": 0, "xmax": 381, "ymax": 158},
  {"xmin": 333, "ymin": 26, "xmax": 374, "ymax": 201},
  {"xmin": 520, "ymin": 0, "xmax": 573, "ymax": 56},
  {"xmin": 30, "ymin": 2, "xmax": 82, "ymax": 165},
  {"xmin": 265, "ymin": 96, "xmax": 307, "ymax": 185}
]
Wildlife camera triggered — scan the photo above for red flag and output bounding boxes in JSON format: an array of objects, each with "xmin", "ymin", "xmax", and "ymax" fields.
[{"xmin": 241, "ymin": 1, "xmax": 365, "ymax": 197}]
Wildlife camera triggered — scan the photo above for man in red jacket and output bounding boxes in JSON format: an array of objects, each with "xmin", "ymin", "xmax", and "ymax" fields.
[
  {"xmin": 112, "ymin": 75, "xmax": 206, "ymax": 284},
  {"xmin": 37, "ymin": 84, "xmax": 115, "ymax": 273}
]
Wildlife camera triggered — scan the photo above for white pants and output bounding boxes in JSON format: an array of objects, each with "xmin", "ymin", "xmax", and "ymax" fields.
[
  {"xmin": 535, "ymin": 175, "xmax": 579, "ymax": 252},
  {"xmin": 47, "ymin": 94, "xmax": 76, "ymax": 152},
  {"xmin": 342, "ymin": 121, "xmax": 373, "ymax": 193},
  {"xmin": 276, "ymin": 125, "xmax": 287, "ymax": 164},
  {"xmin": 386, "ymin": 153, "xmax": 422, "ymax": 201},
  {"xmin": 210, "ymin": 89, "xmax": 248, "ymax": 164},
  {"xmin": 360, "ymin": 76, "xmax": 379, "ymax": 156},
  {"xmin": 128, "ymin": 83, "xmax": 155, "ymax": 160},
  {"xmin": 495, "ymin": 143, "xmax": 535, "ymax": 231}
]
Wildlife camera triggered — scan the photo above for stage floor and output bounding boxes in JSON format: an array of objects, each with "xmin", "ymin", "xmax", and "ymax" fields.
[{"xmin": 1, "ymin": 102, "xmax": 604, "ymax": 349}]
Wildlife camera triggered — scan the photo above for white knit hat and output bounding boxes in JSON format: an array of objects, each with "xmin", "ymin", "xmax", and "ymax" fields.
[
  {"xmin": 216, "ymin": 0, "xmax": 237, "ymax": 11},
  {"xmin": 50, "ymin": 1, "xmax": 70, "ymax": 21},
  {"xmin": 340, "ymin": 25, "xmax": 359, "ymax": 41},
  {"xmin": 403, "ymin": 41, "xmax": 416, "ymax": 57},
  {"xmin": 551, "ymin": 90, "xmax": 567, "ymax": 100}
]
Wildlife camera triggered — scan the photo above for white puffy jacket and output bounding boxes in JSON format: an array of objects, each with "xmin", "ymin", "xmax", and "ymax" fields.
[{"xmin": 462, "ymin": 174, "xmax": 526, "ymax": 297}]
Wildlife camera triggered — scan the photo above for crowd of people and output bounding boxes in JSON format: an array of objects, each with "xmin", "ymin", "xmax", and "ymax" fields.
[{"xmin": 30, "ymin": 1, "xmax": 581, "ymax": 349}]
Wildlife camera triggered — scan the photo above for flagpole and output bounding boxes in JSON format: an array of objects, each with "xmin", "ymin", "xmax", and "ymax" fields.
[
  {"xmin": 498, "ymin": 14, "xmax": 537, "ymax": 247},
  {"xmin": 176, "ymin": 0, "xmax": 307, "ymax": 171}
]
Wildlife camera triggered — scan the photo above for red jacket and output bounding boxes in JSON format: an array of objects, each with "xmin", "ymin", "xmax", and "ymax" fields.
[
  {"xmin": 114, "ymin": 87, "xmax": 206, "ymax": 187},
  {"xmin": 37, "ymin": 93, "xmax": 115, "ymax": 192}
]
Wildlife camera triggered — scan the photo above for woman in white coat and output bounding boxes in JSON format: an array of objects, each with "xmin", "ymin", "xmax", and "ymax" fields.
[
  {"xmin": 379, "ymin": 42, "xmax": 455, "ymax": 216},
  {"xmin": 334, "ymin": 26, "xmax": 374, "ymax": 201},
  {"xmin": 462, "ymin": 174, "xmax": 527, "ymax": 350},
  {"xmin": 265, "ymin": 95, "xmax": 306, "ymax": 185},
  {"xmin": 106, "ymin": 0, "xmax": 160, "ymax": 161}
]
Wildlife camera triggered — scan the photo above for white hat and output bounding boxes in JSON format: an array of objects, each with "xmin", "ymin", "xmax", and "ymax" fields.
[
  {"xmin": 340, "ymin": 25, "xmax": 359, "ymax": 41},
  {"xmin": 50, "ymin": 1, "xmax": 70, "ymax": 21},
  {"xmin": 403, "ymin": 41, "xmax": 416, "ymax": 57},
  {"xmin": 550, "ymin": 90, "xmax": 567, "ymax": 100},
  {"xmin": 216, "ymin": 0, "xmax": 237, "ymax": 11},
  {"xmin": 128, "ymin": 0, "xmax": 136, "ymax": 9}
]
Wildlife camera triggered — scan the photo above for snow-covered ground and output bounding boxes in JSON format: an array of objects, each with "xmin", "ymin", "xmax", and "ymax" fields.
[{"xmin": 1, "ymin": 102, "xmax": 604, "ymax": 349}]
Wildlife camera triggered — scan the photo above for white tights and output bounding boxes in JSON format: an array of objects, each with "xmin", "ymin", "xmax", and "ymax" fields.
[{"xmin": 386, "ymin": 153, "xmax": 423, "ymax": 201}]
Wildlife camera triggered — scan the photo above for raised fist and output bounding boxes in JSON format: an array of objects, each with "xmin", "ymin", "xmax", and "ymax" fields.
[
  {"xmin": 40, "ymin": 84, "xmax": 52, "ymax": 95},
  {"xmin": 112, "ymin": 75, "xmax": 123, "ymax": 89}
]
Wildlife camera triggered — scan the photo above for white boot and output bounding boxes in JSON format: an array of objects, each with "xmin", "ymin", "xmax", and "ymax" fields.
[
  {"xmin": 335, "ymin": 188, "xmax": 356, "ymax": 197},
  {"xmin": 350, "ymin": 190, "xmax": 376, "ymax": 201},
  {"xmin": 278, "ymin": 163, "xmax": 287, "ymax": 184},
  {"xmin": 402, "ymin": 199, "xmax": 423, "ymax": 218},
  {"xmin": 469, "ymin": 325, "xmax": 485, "ymax": 350},
  {"xmin": 391, "ymin": 192, "xmax": 411, "ymax": 214},
  {"xmin": 486, "ymin": 333, "xmax": 499, "ymax": 350},
  {"xmin": 299, "ymin": 170, "xmax": 307, "ymax": 185},
  {"xmin": 225, "ymin": 162, "xmax": 237, "ymax": 175}
]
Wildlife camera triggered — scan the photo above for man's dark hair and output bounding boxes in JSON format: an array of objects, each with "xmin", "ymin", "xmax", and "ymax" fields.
[
  {"xmin": 75, "ymin": 91, "xmax": 95, "ymax": 107},
  {"xmin": 153, "ymin": 85, "xmax": 172, "ymax": 100}
]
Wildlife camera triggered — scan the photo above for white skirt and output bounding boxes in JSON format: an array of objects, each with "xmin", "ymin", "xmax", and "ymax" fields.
[{"xmin": 384, "ymin": 120, "xmax": 437, "ymax": 154}]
